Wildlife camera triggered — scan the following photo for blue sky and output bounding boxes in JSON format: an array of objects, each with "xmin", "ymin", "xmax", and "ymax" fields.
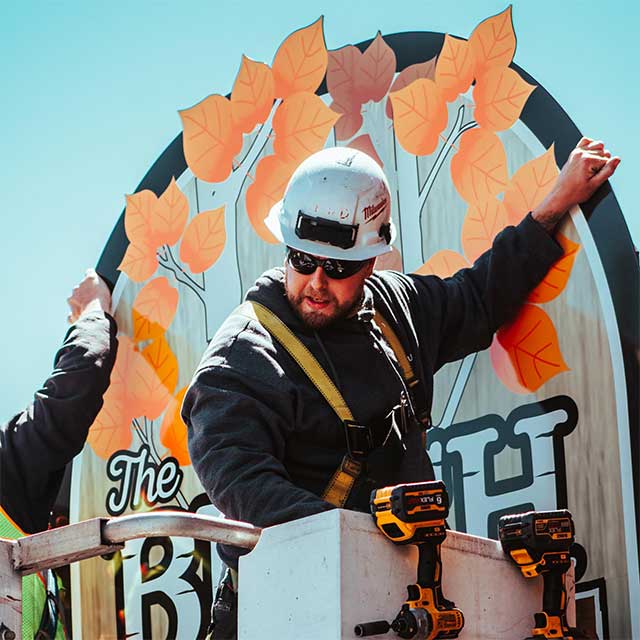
[{"xmin": 1, "ymin": 1, "xmax": 637, "ymax": 420}]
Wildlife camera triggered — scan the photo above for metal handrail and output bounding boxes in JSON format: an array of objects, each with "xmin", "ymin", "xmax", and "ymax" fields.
[
  {"xmin": 103, "ymin": 511, "xmax": 261, "ymax": 549},
  {"xmin": 1, "ymin": 511, "xmax": 262, "ymax": 636},
  {"xmin": 10, "ymin": 512, "xmax": 261, "ymax": 575}
]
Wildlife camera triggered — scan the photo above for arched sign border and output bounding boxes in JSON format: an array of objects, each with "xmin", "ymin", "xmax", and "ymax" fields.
[{"xmin": 96, "ymin": 27, "xmax": 639, "ymax": 585}]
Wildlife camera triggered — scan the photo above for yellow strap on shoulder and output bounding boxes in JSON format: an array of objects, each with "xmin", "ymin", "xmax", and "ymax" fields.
[
  {"xmin": 236, "ymin": 301, "xmax": 354, "ymax": 423},
  {"xmin": 374, "ymin": 312, "xmax": 418, "ymax": 387}
]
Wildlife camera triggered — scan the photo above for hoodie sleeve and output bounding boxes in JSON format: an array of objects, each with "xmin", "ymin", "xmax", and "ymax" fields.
[
  {"xmin": 0, "ymin": 311, "xmax": 118, "ymax": 533},
  {"xmin": 408, "ymin": 214, "xmax": 564, "ymax": 370},
  {"xmin": 183, "ymin": 319, "xmax": 335, "ymax": 533}
]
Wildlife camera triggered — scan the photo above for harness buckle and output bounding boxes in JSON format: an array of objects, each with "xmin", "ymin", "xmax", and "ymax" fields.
[{"xmin": 344, "ymin": 420, "xmax": 374, "ymax": 459}]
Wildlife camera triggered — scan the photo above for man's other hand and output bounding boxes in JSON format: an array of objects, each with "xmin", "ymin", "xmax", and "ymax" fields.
[
  {"xmin": 532, "ymin": 137, "xmax": 620, "ymax": 232},
  {"xmin": 67, "ymin": 269, "xmax": 112, "ymax": 323}
]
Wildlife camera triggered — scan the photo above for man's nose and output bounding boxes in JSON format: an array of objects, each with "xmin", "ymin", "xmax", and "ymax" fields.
[{"xmin": 309, "ymin": 264, "xmax": 328, "ymax": 288}]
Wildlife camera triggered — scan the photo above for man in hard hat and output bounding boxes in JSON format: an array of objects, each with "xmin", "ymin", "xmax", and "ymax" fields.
[{"xmin": 183, "ymin": 139, "xmax": 618, "ymax": 639}]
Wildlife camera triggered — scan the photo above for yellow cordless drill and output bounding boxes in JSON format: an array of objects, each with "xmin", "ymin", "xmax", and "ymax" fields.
[
  {"xmin": 354, "ymin": 480, "xmax": 464, "ymax": 639},
  {"xmin": 499, "ymin": 509, "xmax": 591, "ymax": 640}
]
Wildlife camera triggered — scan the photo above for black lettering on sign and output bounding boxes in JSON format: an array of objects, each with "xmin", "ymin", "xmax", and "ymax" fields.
[
  {"xmin": 428, "ymin": 395, "xmax": 578, "ymax": 539},
  {"xmin": 106, "ymin": 445, "xmax": 184, "ymax": 516}
]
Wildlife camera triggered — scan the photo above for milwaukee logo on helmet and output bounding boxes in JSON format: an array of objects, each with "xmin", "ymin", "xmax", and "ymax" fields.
[{"xmin": 363, "ymin": 197, "xmax": 387, "ymax": 222}]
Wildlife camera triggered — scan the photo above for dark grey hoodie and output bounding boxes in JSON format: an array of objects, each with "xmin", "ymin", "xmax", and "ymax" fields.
[
  {"xmin": 0, "ymin": 311, "xmax": 117, "ymax": 533},
  {"xmin": 183, "ymin": 214, "xmax": 563, "ymax": 568}
]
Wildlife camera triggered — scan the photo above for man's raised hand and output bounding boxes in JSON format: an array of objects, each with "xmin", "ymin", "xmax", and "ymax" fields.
[
  {"xmin": 531, "ymin": 137, "xmax": 620, "ymax": 232},
  {"xmin": 67, "ymin": 268, "xmax": 112, "ymax": 324}
]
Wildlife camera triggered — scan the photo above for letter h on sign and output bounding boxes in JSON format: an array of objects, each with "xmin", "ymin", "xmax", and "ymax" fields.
[{"xmin": 427, "ymin": 396, "xmax": 578, "ymax": 539}]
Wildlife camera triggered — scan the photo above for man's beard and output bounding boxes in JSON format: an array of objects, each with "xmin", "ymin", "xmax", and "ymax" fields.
[{"xmin": 285, "ymin": 283, "xmax": 364, "ymax": 330}]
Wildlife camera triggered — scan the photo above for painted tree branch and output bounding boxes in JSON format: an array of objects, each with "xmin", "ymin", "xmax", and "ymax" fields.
[
  {"xmin": 435, "ymin": 352, "xmax": 478, "ymax": 430},
  {"xmin": 157, "ymin": 251, "xmax": 211, "ymax": 341},
  {"xmin": 418, "ymin": 104, "xmax": 477, "ymax": 225},
  {"xmin": 157, "ymin": 245, "xmax": 205, "ymax": 292}
]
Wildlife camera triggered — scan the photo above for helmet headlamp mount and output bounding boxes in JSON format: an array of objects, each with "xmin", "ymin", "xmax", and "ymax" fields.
[{"xmin": 295, "ymin": 212, "xmax": 359, "ymax": 250}]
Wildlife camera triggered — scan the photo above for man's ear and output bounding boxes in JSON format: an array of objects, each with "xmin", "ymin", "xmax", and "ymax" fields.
[{"xmin": 365, "ymin": 258, "xmax": 376, "ymax": 277}]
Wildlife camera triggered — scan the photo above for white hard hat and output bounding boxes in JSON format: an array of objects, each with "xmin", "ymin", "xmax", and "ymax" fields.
[{"xmin": 265, "ymin": 147, "xmax": 396, "ymax": 260}]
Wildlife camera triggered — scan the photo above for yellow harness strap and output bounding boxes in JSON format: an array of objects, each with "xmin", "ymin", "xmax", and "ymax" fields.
[
  {"xmin": 236, "ymin": 302, "xmax": 354, "ymax": 423},
  {"xmin": 374, "ymin": 312, "xmax": 418, "ymax": 388},
  {"xmin": 235, "ymin": 301, "xmax": 414, "ymax": 508}
]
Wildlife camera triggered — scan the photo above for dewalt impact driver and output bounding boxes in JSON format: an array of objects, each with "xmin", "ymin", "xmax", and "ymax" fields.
[
  {"xmin": 499, "ymin": 509, "xmax": 591, "ymax": 640},
  {"xmin": 354, "ymin": 480, "xmax": 464, "ymax": 639}
]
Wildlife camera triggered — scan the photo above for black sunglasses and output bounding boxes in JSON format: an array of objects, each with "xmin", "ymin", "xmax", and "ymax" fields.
[{"xmin": 287, "ymin": 249, "xmax": 368, "ymax": 280}]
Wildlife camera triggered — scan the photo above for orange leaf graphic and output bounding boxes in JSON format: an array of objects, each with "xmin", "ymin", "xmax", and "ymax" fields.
[
  {"xmin": 179, "ymin": 94, "xmax": 243, "ymax": 183},
  {"xmin": 461, "ymin": 198, "xmax": 508, "ymax": 263},
  {"xmin": 450, "ymin": 128, "xmax": 508, "ymax": 204},
  {"xmin": 495, "ymin": 303, "xmax": 569, "ymax": 392},
  {"xmin": 386, "ymin": 58, "xmax": 437, "ymax": 118},
  {"xmin": 474, "ymin": 67, "xmax": 536, "ymax": 131},
  {"xmin": 160, "ymin": 387, "xmax": 191, "ymax": 466},
  {"xmin": 231, "ymin": 55, "xmax": 275, "ymax": 134},
  {"xmin": 124, "ymin": 190, "xmax": 159, "ymax": 248},
  {"xmin": 414, "ymin": 250, "xmax": 469, "ymax": 278},
  {"xmin": 528, "ymin": 234, "xmax": 581, "ymax": 304},
  {"xmin": 88, "ymin": 335, "xmax": 141, "ymax": 458},
  {"xmin": 489, "ymin": 335, "xmax": 529, "ymax": 395},
  {"xmin": 179, "ymin": 207, "xmax": 226, "ymax": 273},
  {"xmin": 87, "ymin": 377, "xmax": 133, "ymax": 459},
  {"xmin": 118, "ymin": 243, "xmax": 158, "ymax": 283},
  {"xmin": 151, "ymin": 178, "xmax": 189, "ymax": 247},
  {"xmin": 469, "ymin": 6, "xmax": 516, "ymax": 77},
  {"xmin": 503, "ymin": 146, "xmax": 559, "ymax": 225},
  {"xmin": 435, "ymin": 35, "xmax": 474, "ymax": 103},
  {"xmin": 142, "ymin": 335, "xmax": 179, "ymax": 396},
  {"xmin": 246, "ymin": 154, "xmax": 297, "ymax": 243},
  {"xmin": 127, "ymin": 338, "xmax": 171, "ymax": 421},
  {"xmin": 356, "ymin": 32, "xmax": 396, "ymax": 104},
  {"xmin": 272, "ymin": 92, "xmax": 340, "ymax": 162},
  {"xmin": 348, "ymin": 134, "xmax": 383, "ymax": 167},
  {"xmin": 390, "ymin": 79, "xmax": 448, "ymax": 156},
  {"xmin": 272, "ymin": 17, "xmax": 328, "ymax": 99},
  {"xmin": 327, "ymin": 45, "xmax": 364, "ymax": 114},
  {"xmin": 132, "ymin": 276, "xmax": 179, "ymax": 343},
  {"xmin": 333, "ymin": 106, "xmax": 363, "ymax": 141}
]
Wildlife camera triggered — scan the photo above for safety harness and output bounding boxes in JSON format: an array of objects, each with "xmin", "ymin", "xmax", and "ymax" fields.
[{"xmin": 234, "ymin": 301, "xmax": 424, "ymax": 508}]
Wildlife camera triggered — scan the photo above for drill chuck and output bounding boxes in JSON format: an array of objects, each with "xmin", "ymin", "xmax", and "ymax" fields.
[{"xmin": 354, "ymin": 620, "xmax": 392, "ymax": 637}]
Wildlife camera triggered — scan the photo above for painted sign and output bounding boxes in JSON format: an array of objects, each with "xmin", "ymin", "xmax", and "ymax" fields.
[{"xmin": 63, "ymin": 8, "xmax": 638, "ymax": 639}]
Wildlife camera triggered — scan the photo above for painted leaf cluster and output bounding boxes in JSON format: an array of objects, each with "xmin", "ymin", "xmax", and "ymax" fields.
[
  {"xmin": 88, "ymin": 335, "xmax": 171, "ymax": 458},
  {"xmin": 119, "ymin": 178, "xmax": 226, "ymax": 282},
  {"xmin": 402, "ymin": 8, "xmax": 578, "ymax": 393},
  {"xmin": 443, "ymin": 144, "xmax": 579, "ymax": 392},
  {"xmin": 453, "ymin": 140, "xmax": 578, "ymax": 392},
  {"xmin": 387, "ymin": 8, "xmax": 532, "ymax": 161},
  {"xmin": 89, "ymin": 276, "xmax": 191, "ymax": 465},
  {"xmin": 245, "ymin": 18, "xmax": 339, "ymax": 242},
  {"xmin": 327, "ymin": 33, "xmax": 396, "ymax": 141}
]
